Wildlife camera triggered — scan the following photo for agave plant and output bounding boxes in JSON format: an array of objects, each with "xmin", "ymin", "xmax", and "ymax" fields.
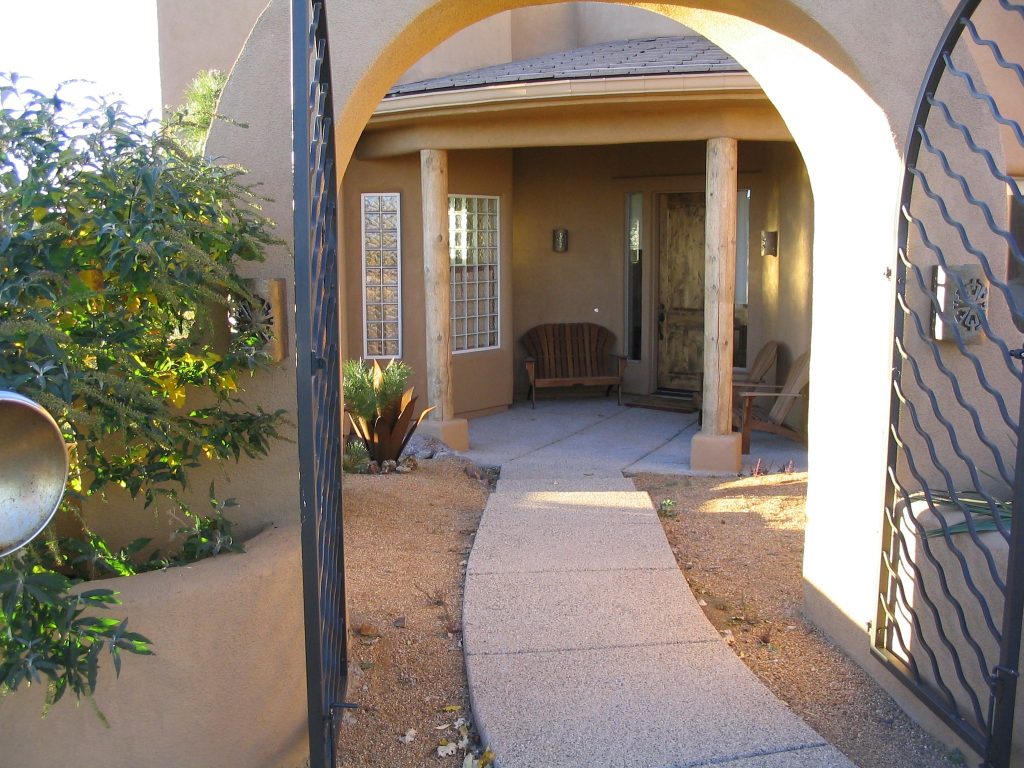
[
  {"xmin": 919, "ymin": 490, "xmax": 1012, "ymax": 538},
  {"xmin": 343, "ymin": 359, "xmax": 434, "ymax": 464}
]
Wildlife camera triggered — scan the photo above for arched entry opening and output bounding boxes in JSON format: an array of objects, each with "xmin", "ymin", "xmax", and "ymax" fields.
[{"xmin": 211, "ymin": 0, "xmax": 960, "ymax": 765}]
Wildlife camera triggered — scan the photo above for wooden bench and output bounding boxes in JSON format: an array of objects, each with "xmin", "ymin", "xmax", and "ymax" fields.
[{"xmin": 521, "ymin": 323, "xmax": 627, "ymax": 408}]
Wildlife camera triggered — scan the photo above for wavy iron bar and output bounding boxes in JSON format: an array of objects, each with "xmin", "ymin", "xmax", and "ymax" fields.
[
  {"xmin": 961, "ymin": 19, "xmax": 1024, "ymax": 86},
  {"xmin": 895, "ymin": 257, "xmax": 1018, "ymax": 486},
  {"xmin": 877, "ymin": 0, "xmax": 1024, "ymax": 762},
  {"xmin": 909, "ymin": 167, "xmax": 1024, "ymax": 326}
]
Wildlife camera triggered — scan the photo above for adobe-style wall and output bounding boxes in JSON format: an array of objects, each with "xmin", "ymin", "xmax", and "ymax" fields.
[
  {"xmin": 341, "ymin": 150, "xmax": 516, "ymax": 418},
  {"xmin": 509, "ymin": 140, "xmax": 806, "ymax": 402},
  {"xmin": 395, "ymin": 3, "xmax": 690, "ymax": 86},
  {"xmin": 156, "ymin": 0, "xmax": 269, "ymax": 110},
  {"xmin": 0, "ymin": 527, "xmax": 308, "ymax": 768}
]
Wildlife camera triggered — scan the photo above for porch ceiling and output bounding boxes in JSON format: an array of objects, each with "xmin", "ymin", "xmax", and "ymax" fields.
[{"xmin": 357, "ymin": 78, "xmax": 790, "ymax": 159}]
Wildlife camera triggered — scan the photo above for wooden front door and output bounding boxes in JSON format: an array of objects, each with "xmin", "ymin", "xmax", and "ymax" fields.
[{"xmin": 657, "ymin": 192, "xmax": 705, "ymax": 391}]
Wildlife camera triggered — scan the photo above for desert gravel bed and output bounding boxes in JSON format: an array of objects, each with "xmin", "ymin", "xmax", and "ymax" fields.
[
  {"xmin": 633, "ymin": 471, "xmax": 962, "ymax": 768},
  {"xmin": 337, "ymin": 457, "xmax": 964, "ymax": 767}
]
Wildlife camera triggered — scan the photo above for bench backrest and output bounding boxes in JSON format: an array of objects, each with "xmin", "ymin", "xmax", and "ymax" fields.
[{"xmin": 521, "ymin": 323, "xmax": 616, "ymax": 378}]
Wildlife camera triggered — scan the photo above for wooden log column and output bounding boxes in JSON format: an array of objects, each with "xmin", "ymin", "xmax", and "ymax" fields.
[
  {"xmin": 419, "ymin": 148, "xmax": 469, "ymax": 451},
  {"xmin": 690, "ymin": 137, "xmax": 741, "ymax": 472}
]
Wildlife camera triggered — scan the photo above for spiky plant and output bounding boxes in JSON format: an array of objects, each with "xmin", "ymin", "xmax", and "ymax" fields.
[{"xmin": 342, "ymin": 359, "xmax": 433, "ymax": 463}]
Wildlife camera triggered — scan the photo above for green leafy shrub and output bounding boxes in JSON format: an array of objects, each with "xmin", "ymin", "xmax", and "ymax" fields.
[
  {"xmin": 167, "ymin": 69, "xmax": 228, "ymax": 157},
  {"xmin": 0, "ymin": 74, "xmax": 282, "ymax": 710},
  {"xmin": 343, "ymin": 359, "xmax": 433, "ymax": 464}
]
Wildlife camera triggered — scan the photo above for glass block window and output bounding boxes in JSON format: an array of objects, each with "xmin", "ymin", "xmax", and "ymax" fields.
[
  {"xmin": 449, "ymin": 195, "xmax": 500, "ymax": 353},
  {"xmin": 361, "ymin": 193, "xmax": 401, "ymax": 358}
]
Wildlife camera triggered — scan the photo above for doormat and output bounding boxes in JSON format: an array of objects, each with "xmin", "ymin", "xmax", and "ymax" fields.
[{"xmin": 622, "ymin": 392, "xmax": 699, "ymax": 414}]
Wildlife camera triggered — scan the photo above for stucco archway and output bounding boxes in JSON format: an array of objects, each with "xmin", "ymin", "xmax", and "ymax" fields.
[
  {"xmin": 318, "ymin": 0, "xmax": 976, "ymax": 752},
  {"xmin": 206, "ymin": 0, "xmax": 974, "ymax": 758},
  {"xmin": 322, "ymin": 0, "xmax": 921, "ymax": 658}
]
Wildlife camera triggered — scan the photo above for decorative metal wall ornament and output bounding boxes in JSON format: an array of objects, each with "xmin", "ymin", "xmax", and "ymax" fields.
[
  {"xmin": 876, "ymin": 0, "xmax": 1024, "ymax": 765},
  {"xmin": 229, "ymin": 278, "xmax": 289, "ymax": 362},
  {"xmin": 931, "ymin": 265, "xmax": 989, "ymax": 343},
  {"xmin": 292, "ymin": 1, "xmax": 349, "ymax": 766},
  {"xmin": 0, "ymin": 391, "xmax": 69, "ymax": 558}
]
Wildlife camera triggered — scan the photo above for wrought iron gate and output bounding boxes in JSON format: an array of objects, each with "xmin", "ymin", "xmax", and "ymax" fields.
[
  {"xmin": 875, "ymin": 0, "xmax": 1024, "ymax": 764},
  {"xmin": 293, "ymin": 1, "xmax": 348, "ymax": 766}
]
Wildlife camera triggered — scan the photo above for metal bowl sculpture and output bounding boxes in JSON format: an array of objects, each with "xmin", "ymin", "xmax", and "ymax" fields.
[{"xmin": 0, "ymin": 391, "xmax": 69, "ymax": 558}]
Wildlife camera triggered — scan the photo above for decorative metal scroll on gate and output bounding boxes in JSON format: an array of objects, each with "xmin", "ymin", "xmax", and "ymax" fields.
[
  {"xmin": 875, "ymin": 0, "xmax": 1024, "ymax": 765},
  {"xmin": 292, "ymin": 1, "xmax": 349, "ymax": 766}
]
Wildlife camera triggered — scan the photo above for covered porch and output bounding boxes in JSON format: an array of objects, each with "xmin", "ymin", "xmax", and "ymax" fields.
[
  {"xmin": 459, "ymin": 396, "xmax": 807, "ymax": 476},
  {"xmin": 341, "ymin": 36, "xmax": 814, "ymax": 472}
]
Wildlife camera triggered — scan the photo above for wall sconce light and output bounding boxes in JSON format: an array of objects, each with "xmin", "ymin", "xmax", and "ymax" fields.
[
  {"xmin": 931, "ymin": 264, "xmax": 988, "ymax": 344},
  {"xmin": 761, "ymin": 230, "xmax": 779, "ymax": 258},
  {"xmin": 552, "ymin": 228, "xmax": 569, "ymax": 253},
  {"xmin": 230, "ymin": 277, "xmax": 289, "ymax": 363}
]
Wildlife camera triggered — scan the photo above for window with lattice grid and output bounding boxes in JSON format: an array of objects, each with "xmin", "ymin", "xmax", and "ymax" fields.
[
  {"xmin": 448, "ymin": 195, "xmax": 499, "ymax": 353},
  {"xmin": 360, "ymin": 193, "xmax": 401, "ymax": 358}
]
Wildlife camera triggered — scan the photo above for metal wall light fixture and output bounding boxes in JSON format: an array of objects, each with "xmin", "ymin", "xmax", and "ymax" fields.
[{"xmin": 552, "ymin": 228, "xmax": 569, "ymax": 252}]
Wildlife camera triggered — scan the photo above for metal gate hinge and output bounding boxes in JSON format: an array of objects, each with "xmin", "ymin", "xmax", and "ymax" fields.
[
  {"xmin": 311, "ymin": 351, "xmax": 326, "ymax": 370},
  {"xmin": 1009, "ymin": 349, "xmax": 1024, "ymax": 361},
  {"xmin": 993, "ymin": 665, "xmax": 1019, "ymax": 680}
]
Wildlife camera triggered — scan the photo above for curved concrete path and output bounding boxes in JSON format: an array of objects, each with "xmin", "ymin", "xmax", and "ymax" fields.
[{"xmin": 461, "ymin": 401, "xmax": 852, "ymax": 768}]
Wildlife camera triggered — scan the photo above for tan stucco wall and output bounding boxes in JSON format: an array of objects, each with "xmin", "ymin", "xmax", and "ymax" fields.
[
  {"xmin": 342, "ymin": 150, "xmax": 515, "ymax": 417},
  {"xmin": 508, "ymin": 140, "xmax": 806, "ymax": 400},
  {"xmin": 0, "ymin": 527, "xmax": 308, "ymax": 768},
  {"xmin": 395, "ymin": 3, "xmax": 690, "ymax": 86},
  {"xmin": 156, "ymin": 0, "xmax": 269, "ymax": 111},
  {"xmin": 745, "ymin": 141, "xmax": 814, "ymax": 432},
  {"xmin": 74, "ymin": 0, "xmax": 298, "ymax": 551}
]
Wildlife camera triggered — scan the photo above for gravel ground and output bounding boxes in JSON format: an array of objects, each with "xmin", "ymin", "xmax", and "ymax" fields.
[
  {"xmin": 337, "ymin": 459, "xmax": 964, "ymax": 768},
  {"xmin": 632, "ymin": 471, "xmax": 963, "ymax": 768},
  {"xmin": 337, "ymin": 457, "xmax": 489, "ymax": 767}
]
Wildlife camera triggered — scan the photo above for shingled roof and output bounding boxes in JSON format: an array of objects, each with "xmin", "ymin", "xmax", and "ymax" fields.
[{"xmin": 386, "ymin": 35, "xmax": 745, "ymax": 98}]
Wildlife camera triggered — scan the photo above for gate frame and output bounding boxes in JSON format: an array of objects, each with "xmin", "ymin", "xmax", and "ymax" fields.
[
  {"xmin": 292, "ymin": 1, "xmax": 350, "ymax": 766},
  {"xmin": 873, "ymin": 0, "xmax": 1024, "ymax": 763}
]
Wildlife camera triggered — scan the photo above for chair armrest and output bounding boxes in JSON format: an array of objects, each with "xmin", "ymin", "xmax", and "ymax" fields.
[
  {"xmin": 614, "ymin": 354, "xmax": 627, "ymax": 378},
  {"xmin": 524, "ymin": 358, "xmax": 536, "ymax": 385},
  {"xmin": 739, "ymin": 391, "xmax": 804, "ymax": 401}
]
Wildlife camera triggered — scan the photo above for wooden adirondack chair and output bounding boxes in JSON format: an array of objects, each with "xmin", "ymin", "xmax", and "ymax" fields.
[
  {"xmin": 734, "ymin": 350, "xmax": 810, "ymax": 454},
  {"xmin": 734, "ymin": 341, "xmax": 778, "ymax": 388}
]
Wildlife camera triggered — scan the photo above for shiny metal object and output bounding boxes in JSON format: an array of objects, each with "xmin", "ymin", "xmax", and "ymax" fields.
[{"xmin": 0, "ymin": 391, "xmax": 69, "ymax": 558}]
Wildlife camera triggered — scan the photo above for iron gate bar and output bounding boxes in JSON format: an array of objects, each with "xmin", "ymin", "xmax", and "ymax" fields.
[
  {"xmin": 292, "ymin": 1, "xmax": 348, "ymax": 767},
  {"xmin": 875, "ymin": 0, "xmax": 1024, "ymax": 764}
]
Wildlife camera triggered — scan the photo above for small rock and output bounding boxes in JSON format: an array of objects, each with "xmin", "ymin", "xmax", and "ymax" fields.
[
  {"xmin": 720, "ymin": 629, "xmax": 735, "ymax": 645},
  {"xmin": 341, "ymin": 712, "xmax": 357, "ymax": 726},
  {"xmin": 356, "ymin": 623, "xmax": 381, "ymax": 638},
  {"xmin": 698, "ymin": 599, "xmax": 708, "ymax": 607},
  {"xmin": 393, "ymin": 615, "xmax": 406, "ymax": 629},
  {"xmin": 381, "ymin": 459, "xmax": 398, "ymax": 474}
]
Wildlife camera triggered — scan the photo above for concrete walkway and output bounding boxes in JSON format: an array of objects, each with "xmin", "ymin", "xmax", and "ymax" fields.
[{"xmin": 460, "ymin": 400, "xmax": 852, "ymax": 767}]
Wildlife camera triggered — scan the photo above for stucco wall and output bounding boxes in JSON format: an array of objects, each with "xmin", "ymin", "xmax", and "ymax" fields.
[
  {"xmin": 745, "ymin": 141, "xmax": 814, "ymax": 432},
  {"xmin": 156, "ymin": 0, "xmax": 269, "ymax": 111},
  {"xmin": 510, "ymin": 140, "xmax": 799, "ymax": 398},
  {"xmin": 74, "ymin": 0, "xmax": 298, "ymax": 550},
  {"xmin": 0, "ymin": 527, "xmax": 307, "ymax": 768},
  {"xmin": 342, "ymin": 150, "xmax": 516, "ymax": 417},
  {"xmin": 395, "ymin": 3, "xmax": 690, "ymax": 86}
]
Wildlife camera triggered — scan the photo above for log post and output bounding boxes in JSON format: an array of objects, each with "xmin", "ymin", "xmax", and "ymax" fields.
[
  {"xmin": 691, "ymin": 137, "xmax": 741, "ymax": 472},
  {"xmin": 419, "ymin": 148, "xmax": 468, "ymax": 450}
]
